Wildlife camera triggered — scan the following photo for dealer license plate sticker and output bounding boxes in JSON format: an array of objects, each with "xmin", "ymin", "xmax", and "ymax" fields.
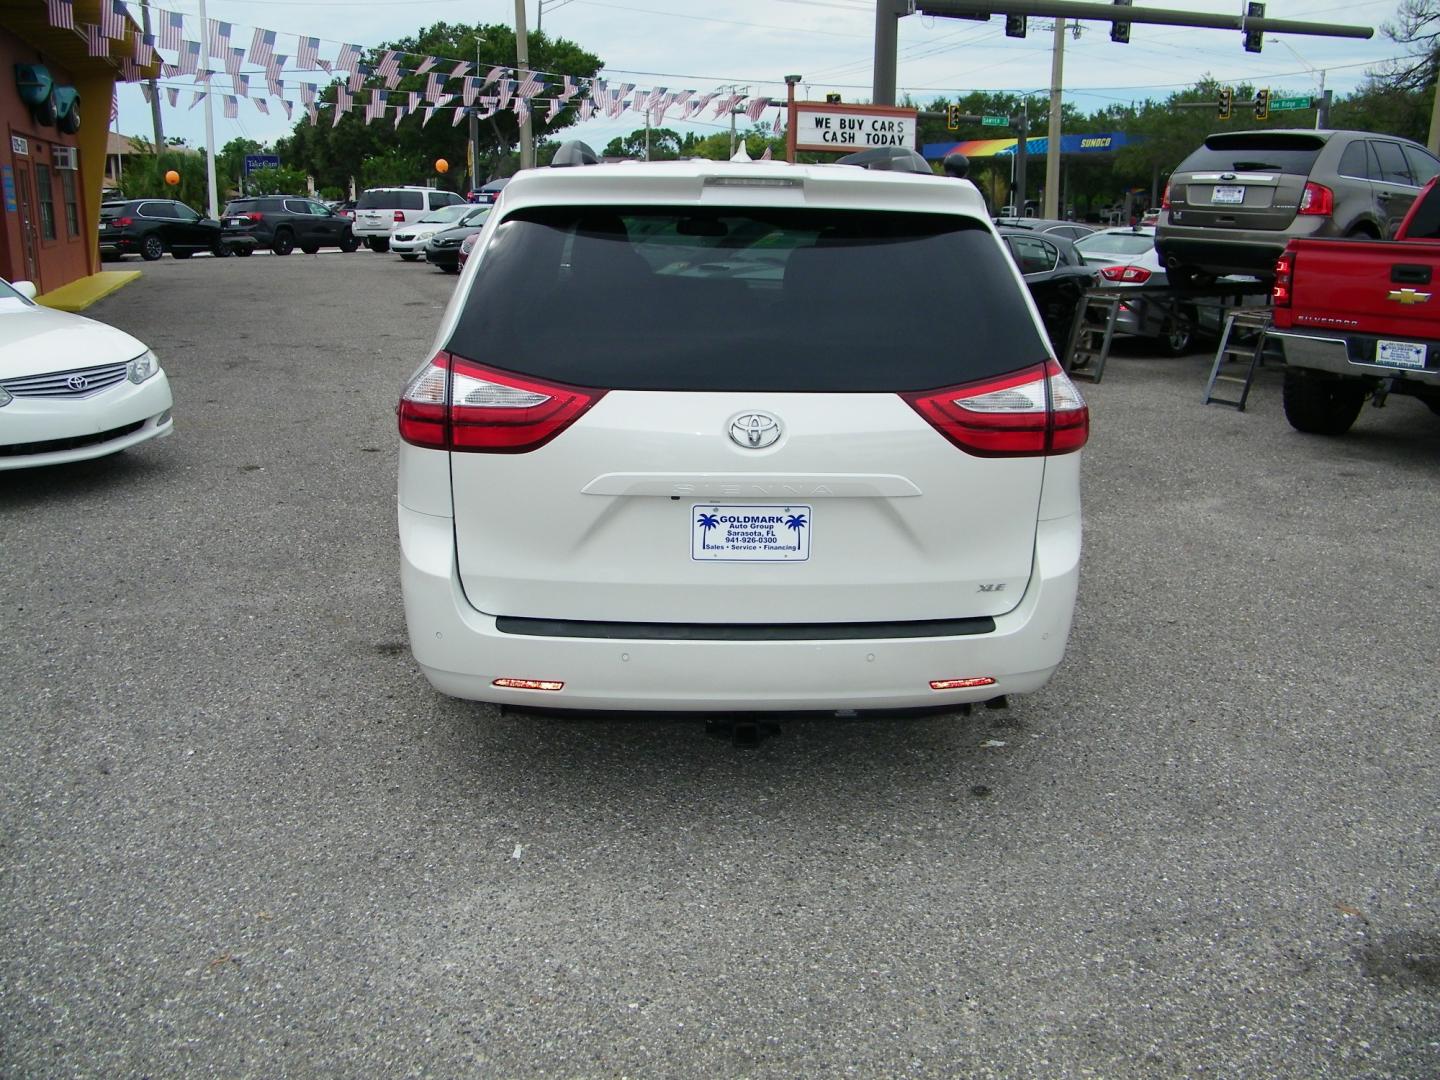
[
  {"xmin": 692, "ymin": 504, "xmax": 811, "ymax": 562},
  {"xmin": 1375, "ymin": 339, "xmax": 1427, "ymax": 369},
  {"xmin": 1211, "ymin": 185, "xmax": 1245, "ymax": 205}
]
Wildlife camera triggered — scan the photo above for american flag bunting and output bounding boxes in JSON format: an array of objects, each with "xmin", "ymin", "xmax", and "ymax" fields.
[
  {"xmin": 223, "ymin": 95, "xmax": 238, "ymax": 119},
  {"xmin": 450, "ymin": 61, "xmax": 472, "ymax": 80},
  {"xmin": 159, "ymin": 11, "xmax": 183, "ymax": 51},
  {"xmin": 101, "ymin": 0, "xmax": 125, "ymax": 40},
  {"xmin": 224, "ymin": 46, "xmax": 244, "ymax": 77},
  {"xmin": 296, "ymin": 36, "xmax": 320, "ymax": 70},
  {"xmin": 515, "ymin": 72, "xmax": 544, "ymax": 100},
  {"xmin": 483, "ymin": 66, "xmax": 505, "ymax": 87},
  {"xmin": 133, "ymin": 33, "xmax": 155, "ymax": 66},
  {"xmin": 375, "ymin": 50, "xmax": 400, "ymax": 83},
  {"xmin": 451, "ymin": 106, "xmax": 468, "ymax": 126},
  {"xmin": 166, "ymin": 86, "xmax": 178, "ymax": 107},
  {"xmin": 207, "ymin": 19, "xmax": 231, "ymax": 57},
  {"xmin": 84, "ymin": 23, "xmax": 108, "ymax": 58},
  {"xmin": 496, "ymin": 80, "xmax": 514, "ymax": 110},
  {"xmin": 713, "ymin": 93, "xmax": 742, "ymax": 118},
  {"xmin": 336, "ymin": 44, "xmax": 362, "ymax": 72},
  {"xmin": 745, "ymin": 96, "xmax": 772, "ymax": 122},
  {"xmin": 545, "ymin": 98, "xmax": 562, "ymax": 123},
  {"xmin": 189, "ymin": 90, "xmax": 206, "ymax": 109},
  {"xmin": 254, "ymin": 98, "xmax": 269, "ymax": 115},
  {"xmin": 250, "ymin": 29, "xmax": 276, "ymax": 68},
  {"xmin": 514, "ymin": 98, "xmax": 530, "ymax": 125},
  {"xmin": 414, "ymin": 56, "xmax": 436, "ymax": 76},
  {"xmin": 462, "ymin": 78, "xmax": 479, "ymax": 107},
  {"xmin": 178, "ymin": 40, "xmax": 199, "ymax": 75},
  {"xmin": 280, "ymin": 99, "xmax": 293, "ymax": 120},
  {"xmin": 425, "ymin": 72, "xmax": 443, "ymax": 101},
  {"xmin": 234, "ymin": 74, "xmax": 249, "ymax": 98},
  {"xmin": 46, "ymin": 0, "xmax": 75, "ymax": 32}
]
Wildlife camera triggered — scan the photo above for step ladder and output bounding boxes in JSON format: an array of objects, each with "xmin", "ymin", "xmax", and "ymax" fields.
[
  {"xmin": 1063, "ymin": 291, "xmax": 1124, "ymax": 384},
  {"xmin": 1203, "ymin": 308, "xmax": 1275, "ymax": 411}
]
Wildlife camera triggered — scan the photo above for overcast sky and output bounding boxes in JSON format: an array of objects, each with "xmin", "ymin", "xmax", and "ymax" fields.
[{"xmin": 116, "ymin": 0, "xmax": 1412, "ymax": 156}]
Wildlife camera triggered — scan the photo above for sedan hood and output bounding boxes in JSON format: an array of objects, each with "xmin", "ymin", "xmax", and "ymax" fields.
[{"xmin": 0, "ymin": 301, "xmax": 148, "ymax": 379}]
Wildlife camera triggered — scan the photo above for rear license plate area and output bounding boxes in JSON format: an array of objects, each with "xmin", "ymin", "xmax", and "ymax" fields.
[
  {"xmin": 1374, "ymin": 339, "xmax": 1427, "ymax": 370},
  {"xmin": 692, "ymin": 504, "xmax": 811, "ymax": 562},
  {"xmin": 1211, "ymin": 185, "xmax": 1245, "ymax": 205}
]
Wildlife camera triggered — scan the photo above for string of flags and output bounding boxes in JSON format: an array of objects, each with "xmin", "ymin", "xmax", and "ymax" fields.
[{"xmin": 45, "ymin": 0, "xmax": 789, "ymax": 135}]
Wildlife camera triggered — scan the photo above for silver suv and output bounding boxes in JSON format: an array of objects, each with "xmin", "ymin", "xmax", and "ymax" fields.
[
  {"xmin": 1156, "ymin": 129, "xmax": 1440, "ymax": 284},
  {"xmin": 352, "ymin": 186, "xmax": 466, "ymax": 253}
]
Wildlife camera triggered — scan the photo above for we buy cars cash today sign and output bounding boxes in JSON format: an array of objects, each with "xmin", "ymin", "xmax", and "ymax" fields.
[{"xmin": 792, "ymin": 102, "xmax": 917, "ymax": 153}]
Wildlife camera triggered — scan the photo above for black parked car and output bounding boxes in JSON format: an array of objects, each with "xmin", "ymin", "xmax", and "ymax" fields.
[
  {"xmin": 996, "ymin": 227, "xmax": 1097, "ymax": 349},
  {"xmin": 99, "ymin": 199, "xmax": 253, "ymax": 261},
  {"xmin": 221, "ymin": 195, "xmax": 360, "ymax": 255},
  {"xmin": 423, "ymin": 207, "xmax": 491, "ymax": 272}
]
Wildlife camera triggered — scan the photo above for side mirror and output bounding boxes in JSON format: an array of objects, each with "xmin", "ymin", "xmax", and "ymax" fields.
[{"xmin": 13, "ymin": 281, "xmax": 38, "ymax": 300}]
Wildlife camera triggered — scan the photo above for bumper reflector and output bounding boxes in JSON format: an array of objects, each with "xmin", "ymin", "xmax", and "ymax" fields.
[
  {"xmin": 929, "ymin": 677, "xmax": 997, "ymax": 691},
  {"xmin": 492, "ymin": 678, "xmax": 565, "ymax": 691}
]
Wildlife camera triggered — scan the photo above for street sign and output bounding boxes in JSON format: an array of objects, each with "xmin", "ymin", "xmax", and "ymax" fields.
[
  {"xmin": 1269, "ymin": 96, "xmax": 1313, "ymax": 111},
  {"xmin": 981, "ymin": 115, "xmax": 1009, "ymax": 127},
  {"xmin": 243, "ymin": 154, "xmax": 281, "ymax": 175}
]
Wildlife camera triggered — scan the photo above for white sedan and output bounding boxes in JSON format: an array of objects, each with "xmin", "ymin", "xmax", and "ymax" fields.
[
  {"xmin": 389, "ymin": 204, "xmax": 477, "ymax": 261},
  {"xmin": 0, "ymin": 278, "xmax": 173, "ymax": 470}
]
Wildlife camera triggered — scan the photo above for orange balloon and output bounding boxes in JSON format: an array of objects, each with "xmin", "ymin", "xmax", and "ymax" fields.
[
  {"xmin": 435, "ymin": 158, "xmax": 450, "ymax": 174},
  {"xmin": 164, "ymin": 169, "xmax": 180, "ymax": 185}
]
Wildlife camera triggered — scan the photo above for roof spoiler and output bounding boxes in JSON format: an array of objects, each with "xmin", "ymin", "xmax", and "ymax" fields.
[
  {"xmin": 550, "ymin": 140, "xmax": 600, "ymax": 167},
  {"xmin": 835, "ymin": 147, "xmax": 933, "ymax": 174}
]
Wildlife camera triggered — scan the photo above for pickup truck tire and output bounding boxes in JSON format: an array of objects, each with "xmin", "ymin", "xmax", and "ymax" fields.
[{"xmin": 1282, "ymin": 369, "xmax": 1366, "ymax": 436}]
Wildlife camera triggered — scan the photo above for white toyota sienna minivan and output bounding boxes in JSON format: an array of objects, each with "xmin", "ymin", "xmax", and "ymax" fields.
[{"xmin": 398, "ymin": 145, "xmax": 1087, "ymax": 714}]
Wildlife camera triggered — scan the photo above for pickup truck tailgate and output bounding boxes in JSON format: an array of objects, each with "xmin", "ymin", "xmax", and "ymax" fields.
[{"xmin": 1284, "ymin": 239, "xmax": 1439, "ymax": 341}]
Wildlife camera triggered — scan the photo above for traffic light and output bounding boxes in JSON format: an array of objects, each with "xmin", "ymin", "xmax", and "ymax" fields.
[
  {"xmin": 1005, "ymin": 14, "xmax": 1027, "ymax": 38},
  {"xmin": 947, "ymin": 104, "xmax": 961, "ymax": 131},
  {"xmin": 1254, "ymin": 88, "xmax": 1269, "ymax": 120},
  {"xmin": 1244, "ymin": 2, "xmax": 1264, "ymax": 52},
  {"xmin": 1111, "ymin": 0, "xmax": 1132, "ymax": 44},
  {"xmin": 1218, "ymin": 87, "xmax": 1232, "ymax": 120}
]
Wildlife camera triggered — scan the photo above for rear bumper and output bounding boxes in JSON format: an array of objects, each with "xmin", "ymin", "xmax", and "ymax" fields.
[
  {"xmin": 1269, "ymin": 329, "xmax": 1440, "ymax": 386},
  {"xmin": 399, "ymin": 504, "xmax": 1080, "ymax": 712},
  {"xmin": 1155, "ymin": 233, "xmax": 1289, "ymax": 275}
]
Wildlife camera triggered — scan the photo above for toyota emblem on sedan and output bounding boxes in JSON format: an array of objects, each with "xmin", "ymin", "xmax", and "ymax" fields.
[
  {"xmin": 67, "ymin": 374, "xmax": 89, "ymax": 391},
  {"xmin": 729, "ymin": 412, "xmax": 781, "ymax": 449}
]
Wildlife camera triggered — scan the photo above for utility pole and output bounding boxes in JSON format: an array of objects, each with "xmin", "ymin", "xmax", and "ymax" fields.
[
  {"xmin": 514, "ymin": 0, "xmax": 535, "ymax": 170},
  {"xmin": 644, "ymin": 107, "xmax": 651, "ymax": 160},
  {"xmin": 139, "ymin": 0, "xmax": 164, "ymax": 152},
  {"xmin": 196, "ymin": 0, "xmax": 218, "ymax": 218},
  {"xmin": 469, "ymin": 40, "xmax": 482, "ymax": 190},
  {"xmin": 1045, "ymin": 19, "xmax": 1065, "ymax": 219}
]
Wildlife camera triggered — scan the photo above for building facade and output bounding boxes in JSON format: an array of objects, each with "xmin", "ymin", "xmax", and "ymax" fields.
[{"xmin": 1, "ymin": 2, "xmax": 153, "ymax": 294}]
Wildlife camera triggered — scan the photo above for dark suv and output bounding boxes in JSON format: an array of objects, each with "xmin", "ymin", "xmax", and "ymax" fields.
[
  {"xmin": 99, "ymin": 199, "xmax": 247, "ymax": 261},
  {"xmin": 221, "ymin": 195, "xmax": 360, "ymax": 255},
  {"xmin": 1157, "ymin": 129, "xmax": 1440, "ymax": 283}
]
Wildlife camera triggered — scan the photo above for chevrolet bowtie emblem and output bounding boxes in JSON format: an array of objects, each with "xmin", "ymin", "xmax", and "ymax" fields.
[{"xmin": 1387, "ymin": 288, "xmax": 1431, "ymax": 305}]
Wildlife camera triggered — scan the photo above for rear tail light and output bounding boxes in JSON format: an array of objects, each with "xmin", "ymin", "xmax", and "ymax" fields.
[
  {"xmin": 113, "ymin": 216, "xmax": 133, "ymax": 227},
  {"xmin": 394, "ymin": 210, "xmax": 406, "ymax": 222},
  {"xmin": 398, "ymin": 352, "xmax": 607, "ymax": 453},
  {"xmin": 902, "ymin": 360, "xmax": 1088, "ymax": 457},
  {"xmin": 1272, "ymin": 251, "xmax": 1294, "ymax": 307},
  {"xmin": 245, "ymin": 212, "xmax": 264, "ymax": 222},
  {"xmin": 1298, "ymin": 181, "xmax": 1333, "ymax": 216},
  {"xmin": 1099, "ymin": 264, "xmax": 1152, "ymax": 283},
  {"xmin": 1160, "ymin": 181, "xmax": 1171, "ymax": 210}
]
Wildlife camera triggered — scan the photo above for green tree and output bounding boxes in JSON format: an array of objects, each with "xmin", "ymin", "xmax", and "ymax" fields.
[
  {"xmin": 274, "ymin": 21, "xmax": 602, "ymax": 193},
  {"xmin": 217, "ymin": 137, "xmax": 262, "ymax": 194},
  {"xmin": 242, "ymin": 165, "xmax": 311, "ymax": 195},
  {"xmin": 113, "ymin": 136, "xmax": 210, "ymax": 209},
  {"xmin": 603, "ymin": 127, "xmax": 683, "ymax": 160}
]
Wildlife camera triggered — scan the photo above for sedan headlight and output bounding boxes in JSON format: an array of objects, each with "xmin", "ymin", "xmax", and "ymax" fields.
[{"xmin": 128, "ymin": 349, "xmax": 159, "ymax": 384}]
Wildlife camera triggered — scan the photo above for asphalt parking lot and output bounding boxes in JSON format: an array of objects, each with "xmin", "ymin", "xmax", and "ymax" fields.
[{"xmin": 3, "ymin": 250, "xmax": 1438, "ymax": 1078}]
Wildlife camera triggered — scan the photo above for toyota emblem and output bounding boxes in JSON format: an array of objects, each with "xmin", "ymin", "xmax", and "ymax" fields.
[
  {"xmin": 728, "ymin": 412, "xmax": 782, "ymax": 449},
  {"xmin": 67, "ymin": 374, "xmax": 90, "ymax": 391}
]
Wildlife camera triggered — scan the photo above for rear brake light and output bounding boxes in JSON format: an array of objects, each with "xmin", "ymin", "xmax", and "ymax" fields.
[
  {"xmin": 902, "ymin": 360, "xmax": 1088, "ymax": 457},
  {"xmin": 930, "ymin": 677, "xmax": 996, "ymax": 691},
  {"xmin": 394, "ymin": 210, "xmax": 406, "ymax": 222},
  {"xmin": 1099, "ymin": 264, "xmax": 1151, "ymax": 283},
  {"xmin": 114, "ymin": 216, "xmax": 133, "ymax": 227},
  {"xmin": 493, "ymin": 678, "xmax": 564, "ymax": 691},
  {"xmin": 1160, "ymin": 181, "xmax": 1171, "ymax": 210},
  {"xmin": 1298, "ymin": 181, "xmax": 1333, "ymax": 216},
  {"xmin": 245, "ymin": 212, "xmax": 264, "ymax": 222},
  {"xmin": 398, "ymin": 351, "xmax": 606, "ymax": 453},
  {"xmin": 1272, "ymin": 251, "xmax": 1294, "ymax": 307}
]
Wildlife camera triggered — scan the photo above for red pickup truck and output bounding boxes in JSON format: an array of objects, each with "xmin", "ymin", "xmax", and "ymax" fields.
[{"xmin": 1269, "ymin": 175, "xmax": 1440, "ymax": 435}]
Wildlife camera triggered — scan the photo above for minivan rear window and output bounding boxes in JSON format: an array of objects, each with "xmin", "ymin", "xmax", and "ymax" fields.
[
  {"xmin": 358, "ymin": 190, "xmax": 424, "ymax": 211},
  {"xmin": 446, "ymin": 207, "xmax": 1046, "ymax": 393},
  {"xmin": 1178, "ymin": 133, "xmax": 1325, "ymax": 174}
]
